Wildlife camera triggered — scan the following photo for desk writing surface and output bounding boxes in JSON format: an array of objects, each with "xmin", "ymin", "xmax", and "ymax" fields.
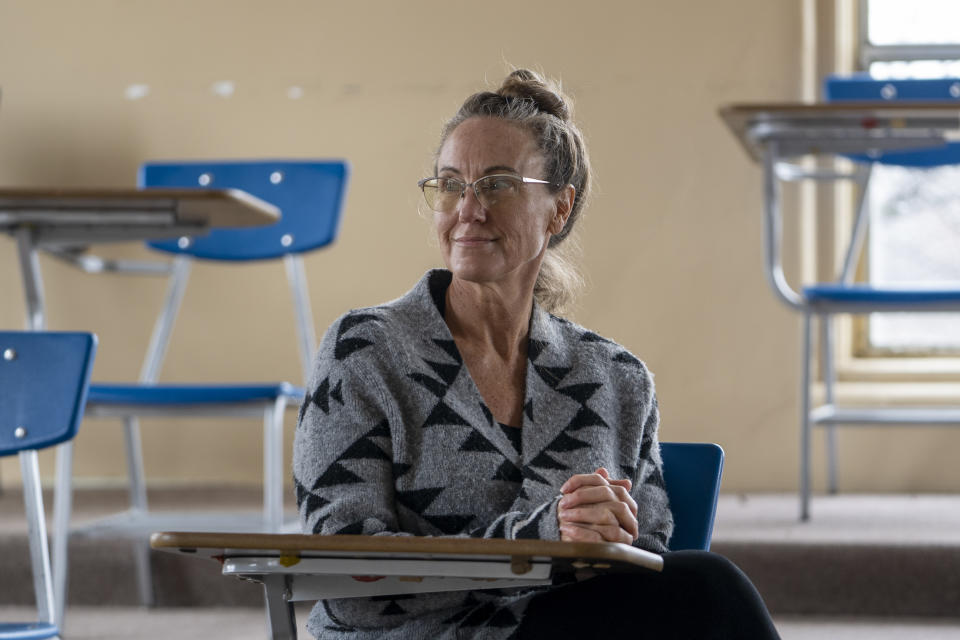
[
  {"xmin": 0, "ymin": 187, "xmax": 279, "ymax": 230},
  {"xmin": 150, "ymin": 531, "xmax": 663, "ymax": 573},
  {"xmin": 719, "ymin": 102, "xmax": 960, "ymax": 162}
]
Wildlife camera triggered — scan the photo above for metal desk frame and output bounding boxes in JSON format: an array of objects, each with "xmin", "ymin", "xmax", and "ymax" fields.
[
  {"xmin": 720, "ymin": 103, "xmax": 960, "ymax": 520},
  {"xmin": 1, "ymin": 187, "xmax": 279, "ymax": 629},
  {"xmin": 151, "ymin": 532, "xmax": 664, "ymax": 640}
]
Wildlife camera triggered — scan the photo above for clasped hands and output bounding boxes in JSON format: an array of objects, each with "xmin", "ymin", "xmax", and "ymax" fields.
[{"xmin": 558, "ymin": 467, "xmax": 638, "ymax": 545}]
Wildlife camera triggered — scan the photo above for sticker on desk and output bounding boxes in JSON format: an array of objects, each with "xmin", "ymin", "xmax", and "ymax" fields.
[{"xmin": 278, "ymin": 554, "xmax": 301, "ymax": 567}]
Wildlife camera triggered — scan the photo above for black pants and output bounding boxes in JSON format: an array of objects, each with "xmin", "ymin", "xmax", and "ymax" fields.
[{"xmin": 516, "ymin": 551, "xmax": 780, "ymax": 640}]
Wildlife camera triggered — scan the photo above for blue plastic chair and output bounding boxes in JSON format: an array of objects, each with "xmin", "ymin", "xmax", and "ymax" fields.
[
  {"xmin": 777, "ymin": 77, "xmax": 960, "ymax": 519},
  {"xmin": 0, "ymin": 332, "xmax": 96, "ymax": 640},
  {"xmin": 55, "ymin": 160, "xmax": 349, "ymax": 609},
  {"xmin": 660, "ymin": 442, "xmax": 724, "ymax": 551}
]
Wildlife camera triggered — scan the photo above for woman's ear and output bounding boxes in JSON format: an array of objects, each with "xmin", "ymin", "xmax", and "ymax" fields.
[{"xmin": 549, "ymin": 184, "xmax": 576, "ymax": 235}]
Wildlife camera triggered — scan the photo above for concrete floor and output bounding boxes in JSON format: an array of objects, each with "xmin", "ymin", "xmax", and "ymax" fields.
[{"xmin": 3, "ymin": 607, "xmax": 960, "ymax": 640}]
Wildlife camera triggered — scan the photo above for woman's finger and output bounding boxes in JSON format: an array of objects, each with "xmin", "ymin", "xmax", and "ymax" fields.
[
  {"xmin": 560, "ymin": 472, "xmax": 610, "ymax": 494},
  {"xmin": 560, "ymin": 484, "xmax": 638, "ymax": 518},
  {"xmin": 559, "ymin": 501, "xmax": 639, "ymax": 539},
  {"xmin": 560, "ymin": 521, "xmax": 632, "ymax": 545}
]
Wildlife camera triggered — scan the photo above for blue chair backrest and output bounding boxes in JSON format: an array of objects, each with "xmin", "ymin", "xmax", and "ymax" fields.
[
  {"xmin": 141, "ymin": 160, "xmax": 349, "ymax": 261},
  {"xmin": 824, "ymin": 74, "xmax": 960, "ymax": 167},
  {"xmin": 660, "ymin": 442, "xmax": 724, "ymax": 551},
  {"xmin": 0, "ymin": 332, "xmax": 97, "ymax": 456}
]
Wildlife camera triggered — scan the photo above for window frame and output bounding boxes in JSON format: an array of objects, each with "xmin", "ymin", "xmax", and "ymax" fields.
[{"xmin": 848, "ymin": 0, "xmax": 960, "ymax": 360}]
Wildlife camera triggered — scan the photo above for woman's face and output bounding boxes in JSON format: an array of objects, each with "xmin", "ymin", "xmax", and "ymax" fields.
[{"xmin": 434, "ymin": 117, "xmax": 572, "ymax": 290}]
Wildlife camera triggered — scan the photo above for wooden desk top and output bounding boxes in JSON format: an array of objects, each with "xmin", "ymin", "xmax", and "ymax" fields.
[
  {"xmin": 0, "ymin": 187, "xmax": 279, "ymax": 229},
  {"xmin": 150, "ymin": 531, "xmax": 663, "ymax": 573},
  {"xmin": 719, "ymin": 102, "xmax": 960, "ymax": 162}
]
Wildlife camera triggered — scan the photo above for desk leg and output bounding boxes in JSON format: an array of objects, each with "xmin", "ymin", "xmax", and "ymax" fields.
[
  {"xmin": 15, "ymin": 226, "xmax": 46, "ymax": 331},
  {"xmin": 263, "ymin": 574, "xmax": 297, "ymax": 640}
]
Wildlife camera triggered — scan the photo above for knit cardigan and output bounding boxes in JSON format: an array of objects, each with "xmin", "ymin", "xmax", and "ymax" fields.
[{"xmin": 293, "ymin": 270, "xmax": 673, "ymax": 640}]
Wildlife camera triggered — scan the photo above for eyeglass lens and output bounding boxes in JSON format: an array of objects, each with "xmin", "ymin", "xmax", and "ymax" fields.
[{"xmin": 422, "ymin": 175, "xmax": 522, "ymax": 212}]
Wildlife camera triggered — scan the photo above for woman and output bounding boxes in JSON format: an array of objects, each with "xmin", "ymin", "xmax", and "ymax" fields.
[{"xmin": 294, "ymin": 69, "xmax": 779, "ymax": 639}]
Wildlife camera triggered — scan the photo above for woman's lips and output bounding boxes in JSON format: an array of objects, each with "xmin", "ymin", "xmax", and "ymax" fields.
[{"xmin": 455, "ymin": 236, "xmax": 495, "ymax": 246}]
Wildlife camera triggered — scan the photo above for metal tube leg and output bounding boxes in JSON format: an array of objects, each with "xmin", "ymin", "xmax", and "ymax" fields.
[
  {"xmin": 20, "ymin": 450, "xmax": 55, "ymax": 625},
  {"xmin": 264, "ymin": 397, "xmax": 288, "ymax": 532},
  {"xmin": 800, "ymin": 312, "xmax": 813, "ymax": 521},
  {"xmin": 263, "ymin": 574, "xmax": 297, "ymax": 640},
  {"xmin": 123, "ymin": 416, "xmax": 155, "ymax": 606},
  {"xmin": 52, "ymin": 441, "xmax": 74, "ymax": 631},
  {"xmin": 822, "ymin": 315, "xmax": 839, "ymax": 495}
]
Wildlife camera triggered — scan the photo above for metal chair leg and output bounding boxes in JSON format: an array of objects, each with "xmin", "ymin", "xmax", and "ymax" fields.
[
  {"xmin": 821, "ymin": 314, "xmax": 839, "ymax": 494},
  {"xmin": 123, "ymin": 416, "xmax": 155, "ymax": 606},
  {"xmin": 21, "ymin": 450, "xmax": 56, "ymax": 625},
  {"xmin": 800, "ymin": 312, "xmax": 813, "ymax": 521},
  {"xmin": 52, "ymin": 441, "xmax": 74, "ymax": 631},
  {"xmin": 264, "ymin": 397, "xmax": 288, "ymax": 532}
]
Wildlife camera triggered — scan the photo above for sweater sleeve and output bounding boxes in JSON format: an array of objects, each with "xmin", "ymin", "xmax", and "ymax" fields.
[
  {"xmin": 467, "ymin": 494, "xmax": 563, "ymax": 541},
  {"xmin": 630, "ymin": 376, "xmax": 674, "ymax": 553},
  {"xmin": 293, "ymin": 316, "xmax": 405, "ymax": 537}
]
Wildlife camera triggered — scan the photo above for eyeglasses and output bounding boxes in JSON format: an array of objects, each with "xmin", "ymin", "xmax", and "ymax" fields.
[{"xmin": 417, "ymin": 174, "xmax": 555, "ymax": 213}]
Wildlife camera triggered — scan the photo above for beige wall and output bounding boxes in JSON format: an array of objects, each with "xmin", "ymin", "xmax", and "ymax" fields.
[{"xmin": 2, "ymin": 0, "xmax": 958, "ymax": 493}]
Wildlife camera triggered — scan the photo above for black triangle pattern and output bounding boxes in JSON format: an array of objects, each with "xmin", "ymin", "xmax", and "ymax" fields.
[
  {"xmin": 395, "ymin": 487, "xmax": 443, "ymax": 515},
  {"xmin": 334, "ymin": 312, "xmax": 379, "ymax": 360},
  {"xmin": 339, "ymin": 436, "xmax": 389, "ymax": 462},
  {"xmin": 613, "ymin": 350, "xmax": 642, "ymax": 368},
  {"xmin": 367, "ymin": 418, "xmax": 391, "ymax": 439},
  {"xmin": 459, "ymin": 430, "xmax": 499, "ymax": 453},
  {"xmin": 295, "ymin": 479, "xmax": 331, "ymax": 515},
  {"xmin": 529, "ymin": 451, "xmax": 568, "ymax": 471},
  {"xmin": 479, "ymin": 402, "xmax": 494, "ymax": 425},
  {"xmin": 522, "ymin": 465, "xmax": 550, "ymax": 485},
  {"xmin": 515, "ymin": 509, "xmax": 544, "ymax": 539},
  {"xmin": 310, "ymin": 377, "xmax": 332, "ymax": 414},
  {"xmin": 492, "ymin": 459, "xmax": 523, "ymax": 483},
  {"xmin": 556, "ymin": 382, "xmax": 601, "ymax": 403},
  {"xmin": 425, "ymin": 359, "xmax": 460, "ymax": 386},
  {"xmin": 566, "ymin": 404, "xmax": 609, "ymax": 432},
  {"xmin": 621, "ymin": 464, "xmax": 638, "ymax": 483},
  {"xmin": 334, "ymin": 521, "xmax": 364, "ymax": 535},
  {"xmin": 392, "ymin": 462, "xmax": 412, "ymax": 479},
  {"xmin": 544, "ymin": 431, "xmax": 590, "ymax": 453},
  {"xmin": 424, "ymin": 514, "xmax": 475, "ymax": 534},
  {"xmin": 645, "ymin": 466, "xmax": 666, "ymax": 490},
  {"xmin": 433, "ymin": 338, "xmax": 462, "ymax": 363},
  {"xmin": 527, "ymin": 339, "xmax": 548, "ymax": 362},
  {"xmin": 422, "ymin": 399, "xmax": 471, "ymax": 428},
  {"xmin": 408, "ymin": 372, "xmax": 447, "ymax": 398},
  {"xmin": 523, "ymin": 399, "xmax": 534, "ymax": 422},
  {"xmin": 312, "ymin": 462, "xmax": 364, "ymax": 489},
  {"xmin": 580, "ymin": 331, "xmax": 613, "ymax": 344},
  {"xmin": 534, "ymin": 365, "xmax": 572, "ymax": 388}
]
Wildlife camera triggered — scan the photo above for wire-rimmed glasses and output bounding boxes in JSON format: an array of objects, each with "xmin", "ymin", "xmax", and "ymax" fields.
[{"xmin": 417, "ymin": 174, "xmax": 555, "ymax": 213}]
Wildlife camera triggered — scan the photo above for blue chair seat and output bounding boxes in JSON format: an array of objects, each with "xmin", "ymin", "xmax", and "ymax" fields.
[
  {"xmin": 0, "ymin": 622, "xmax": 60, "ymax": 640},
  {"xmin": 803, "ymin": 284, "xmax": 960, "ymax": 305},
  {"xmin": 88, "ymin": 382, "xmax": 304, "ymax": 406}
]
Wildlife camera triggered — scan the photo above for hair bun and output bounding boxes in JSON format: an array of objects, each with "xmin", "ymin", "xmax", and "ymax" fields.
[{"xmin": 498, "ymin": 69, "xmax": 570, "ymax": 122}]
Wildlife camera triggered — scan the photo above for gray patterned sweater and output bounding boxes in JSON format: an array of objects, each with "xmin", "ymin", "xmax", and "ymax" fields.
[{"xmin": 293, "ymin": 270, "xmax": 672, "ymax": 639}]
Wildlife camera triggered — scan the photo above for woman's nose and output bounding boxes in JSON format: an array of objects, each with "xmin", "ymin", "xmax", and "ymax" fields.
[{"xmin": 457, "ymin": 187, "xmax": 486, "ymax": 223}]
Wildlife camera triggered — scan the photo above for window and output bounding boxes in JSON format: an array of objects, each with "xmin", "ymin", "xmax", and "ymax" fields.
[{"xmin": 857, "ymin": 0, "xmax": 960, "ymax": 355}]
